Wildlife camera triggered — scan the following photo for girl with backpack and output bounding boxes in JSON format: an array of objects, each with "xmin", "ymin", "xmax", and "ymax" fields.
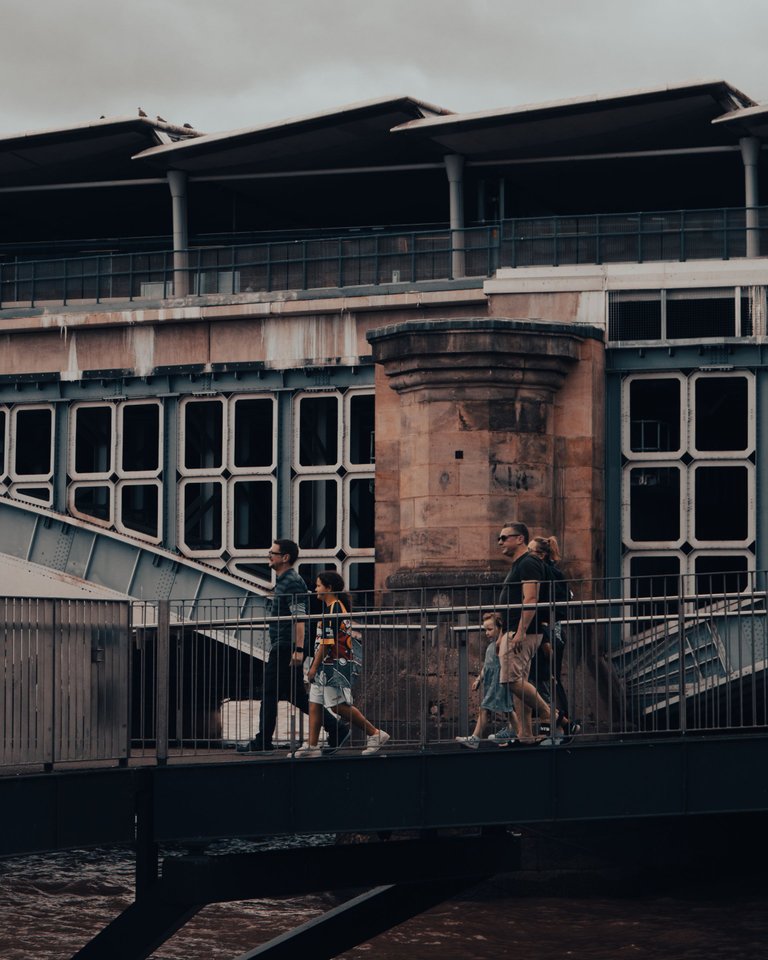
[{"xmin": 292, "ymin": 570, "xmax": 389, "ymax": 758}]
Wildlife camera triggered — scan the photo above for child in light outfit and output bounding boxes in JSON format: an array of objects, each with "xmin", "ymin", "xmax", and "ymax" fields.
[
  {"xmin": 292, "ymin": 570, "xmax": 389, "ymax": 758},
  {"xmin": 456, "ymin": 612, "xmax": 519, "ymax": 749}
]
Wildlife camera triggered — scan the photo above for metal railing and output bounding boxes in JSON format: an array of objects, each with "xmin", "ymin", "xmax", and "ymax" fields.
[
  {"xmin": 1, "ymin": 570, "xmax": 767, "ymax": 770},
  {"xmin": 1, "ymin": 207, "xmax": 766, "ymax": 310}
]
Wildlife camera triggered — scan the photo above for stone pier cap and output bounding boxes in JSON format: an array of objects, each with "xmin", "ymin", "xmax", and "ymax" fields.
[{"xmin": 366, "ymin": 317, "xmax": 604, "ymax": 395}]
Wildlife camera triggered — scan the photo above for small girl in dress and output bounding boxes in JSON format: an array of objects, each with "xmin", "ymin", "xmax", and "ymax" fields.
[{"xmin": 456, "ymin": 612, "xmax": 520, "ymax": 748}]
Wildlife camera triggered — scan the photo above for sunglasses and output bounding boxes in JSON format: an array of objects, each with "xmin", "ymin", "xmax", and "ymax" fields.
[{"xmin": 497, "ymin": 533, "xmax": 521, "ymax": 543}]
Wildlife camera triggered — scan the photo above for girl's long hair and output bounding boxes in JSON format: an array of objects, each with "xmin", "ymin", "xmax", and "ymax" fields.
[{"xmin": 316, "ymin": 569, "xmax": 352, "ymax": 611}]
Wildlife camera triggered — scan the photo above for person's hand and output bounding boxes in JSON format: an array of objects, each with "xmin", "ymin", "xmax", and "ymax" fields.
[
  {"xmin": 308, "ymin": 665, "xmax": 317, "ymax": 682},
  {"xmin": 291, "ymin": 650, "xmax": 305, "ymax": 667},
  {"xmin": 512, "ymin": 637, "xmax": 524, "ymax": 654},
  {"xmin": 472, "ymin": 677, "xmax": 480, "ymax": 691}
]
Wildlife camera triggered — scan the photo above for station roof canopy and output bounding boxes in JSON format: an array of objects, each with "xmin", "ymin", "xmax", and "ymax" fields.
[
  {"xmin": 0, "ymin": 80, "xmax": 763, "ymax": 195},
  {"xmin": 0, "ymin": 115, "xmax": 203, "ymax": 189},
  {"xmin": 129, "ymin": 80, "xmax": 759, "ymax": 181},
  {"xmin": 132, "ymin": 95, "xmax": 454, "ymax": 175},
  {"xmin": 390, "ymin": 80, "xmax": 757, "ymax": 161}
]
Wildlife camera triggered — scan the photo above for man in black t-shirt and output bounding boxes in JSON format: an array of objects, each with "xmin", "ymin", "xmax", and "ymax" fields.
[{"xmin": 496, "ymin": 521, "xmax": 556, "ymax": 742}]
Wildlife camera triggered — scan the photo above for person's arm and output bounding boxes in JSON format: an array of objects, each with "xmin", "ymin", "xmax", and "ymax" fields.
[
  {"xmin": 290, "ymin": 619, "xmax": 306, "ymax": 666},
  {"xmin": 307, "ymin": 637, "xmax": 323, "ymax": 681},
  {"xmin": 512, "ymin": 579, "xmax": 539, "ymax": 652}
]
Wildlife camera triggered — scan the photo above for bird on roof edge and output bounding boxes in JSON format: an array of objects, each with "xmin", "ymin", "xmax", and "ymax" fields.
[{"xmin": 138, "ymin": 107, "xmax": 147, "ymax": 117}]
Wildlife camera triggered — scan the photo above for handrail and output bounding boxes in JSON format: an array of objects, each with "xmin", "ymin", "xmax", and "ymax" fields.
[{"xmin": 1, "ymin": 205, "xmax": 766, "ymax": 309}]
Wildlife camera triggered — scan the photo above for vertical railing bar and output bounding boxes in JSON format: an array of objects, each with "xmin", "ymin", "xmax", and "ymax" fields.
[{"xmin": 156, "ymin": 599, "xmax": 170, "ymax": 764}]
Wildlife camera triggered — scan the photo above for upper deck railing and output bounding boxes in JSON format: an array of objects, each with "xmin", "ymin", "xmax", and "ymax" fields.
[
  {"xmin": 1, "ymin": 569, "xmax": 766, "ymax": 771},
  {"xmin": 1, "ymin": 206, "xmax": 766, "ymax": 310}
]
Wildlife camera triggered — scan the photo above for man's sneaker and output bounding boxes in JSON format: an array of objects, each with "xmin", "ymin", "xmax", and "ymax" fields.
[
  {"xmin": 361, "ymin": 730, "xmax": 391, "ymax": 755},
  {"xmin": 324, "ymin": 724, "xmax": 351, "ymax": 754},
  {"xmin": 455, "ymin": 735, "xmax": 481, "ymax": 749},
  {"xmin": 292, "ymin": 744, "xmax": 322, "ymax": 758},
  {"xmin": 236, "ymin": 735, "xmax": 274, "ymax": 754},
  {"xmin": 488, "ymin": 727, "xmax": 517, "ymax": 747}
]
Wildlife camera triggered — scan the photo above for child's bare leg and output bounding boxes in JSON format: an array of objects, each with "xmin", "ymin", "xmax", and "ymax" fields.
[
  {"xmin": 334, "ymin": 703, "xmax": 377, "ymax": 736},
  {"xmin": 473, "ymin": 708, "xmax": 490, "ymax": 738},
  {"xmin": 308, "ymin": 702, "xmax": 323, "ymax": 745}
]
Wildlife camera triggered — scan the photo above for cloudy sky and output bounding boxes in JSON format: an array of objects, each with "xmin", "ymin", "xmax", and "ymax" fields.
[{"xmin": 1, "ymin": 0, "xmax": 766, "ymax": 136}]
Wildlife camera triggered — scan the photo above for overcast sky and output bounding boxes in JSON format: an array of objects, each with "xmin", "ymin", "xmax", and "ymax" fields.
[{"xmin": 1, "ymin": 0, "xmax": 767, "ymax": 137}]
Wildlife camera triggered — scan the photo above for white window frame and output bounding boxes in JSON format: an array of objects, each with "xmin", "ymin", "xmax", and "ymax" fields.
[
  {"xmin": 344, "ymin": 389, "xmax": 376, "ymax": 470},
  {"xmin": 228, "ymin": 394, "xmax": 277, "ymax": 475},
  {"xmin": 68, "ymin": 481, "xmax": 114, "ymax": 528},
  {"xmin": 115, "ymin": 479, "xmax": 163, "ymax": 543},
  {"xmin": 179, "ymin": 396, "xmax": 227, "ymax": 477},
  {"xmin": 9, "ymin": 404, "xmax": 54, "ymax": 483},
  {"xmin": 688, "ymin": 460, "xmax": 755, "ymax": 548},
  {"xmin": 622, "ymin": 461, "xmax": 685, "ymax": 550},
  {"xmin": 293, "ymin": 391, "xmax": 342, "ymax": 474},
  {"xmin": 343, "ymin": 472, "xmax": 375, "ymax": 555},
  {"xmin": 227, "ymin": 475, "xmax": 277, "ymax": 556},
  {"xmin": 688, "ymin": 372, "xmax": 755, "ymax": 459},
  {"xmin": 292, "ymin": 473, "xmax": 341, "ymax": 557},
  {"xmin": 621, "ymin": 372, "xmax": 686, "ymax": 461},
  {"xmin": 69, "ymin": 402, "xmax": 115, "ymax": 480},
  {"xmin": 117, "ymin": 400, "xmax": 163, "ymax": 478}
]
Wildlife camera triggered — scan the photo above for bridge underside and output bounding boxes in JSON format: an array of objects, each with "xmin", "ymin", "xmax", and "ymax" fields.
[{"xmin": 5, "ymin": 734, "xmax": 768, "ymax": 958}]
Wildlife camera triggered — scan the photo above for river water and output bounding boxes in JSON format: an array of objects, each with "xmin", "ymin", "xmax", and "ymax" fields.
[{"xmin": 1, "ymin": 840, "xmax": 767, "ymax": 959}]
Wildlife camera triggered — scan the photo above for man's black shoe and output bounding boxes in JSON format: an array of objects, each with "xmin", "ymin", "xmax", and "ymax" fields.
[
  {"xmin": 324, "ymin": 725, "xmax": 351, "ymax": 754},
  {"xmin": 236, "ymin": 736, "xmax": 275, "ymax": 754}
]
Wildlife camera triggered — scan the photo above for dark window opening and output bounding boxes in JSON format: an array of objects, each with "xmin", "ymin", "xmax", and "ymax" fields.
[
  {"xmin": 121, "ymin": 484, "xmax": 159, "ymax": 538},
  {"xmin": 694, "ymin": 554, "xmax": 749, "ymax": 599},
  {"xmin": 232, "ymin": 561, "xmax": 271, "ymax": 583},
  {"xmin": 122, "ymin": 404, "xmax": 160, "ymax": 472},
  {"xmin": 184, "ymin": 482, "xmax": 222, "ymax": 550},
  {"xmin": 629, "ymin": 379, "xmax": 681, "ymax": 452},
  {"xmin": 628, "ymin": 555, "xmax": 681, "ymax": 637},
  {"xmin": 75, "ymin": 406, "xmax": 112, "ymax": 474},
  {"xmin": 629, "ymin": 467, "xmax": 680, "ymax": 541},
  {"xmin": 74, "ymin": 485, "xmax": 111, "ymax": 522},
  {"xmin": 298, "ymin": 478, "xmax": 338, "ymax": 549},
  {"xmin": 15, "ymin": 486, "xmax": 49, "ymax": 502},
  {"xmin": 349, "ymin": 478, "xmax": 375, "ymax": 548},
  {"xmin": 609, "ymin": 298, "xmax": 661, "ymax": 341},
  {"xmin": 349, "ymin": 394, "xmax": 375, "ymax": 464},
  {"xmin": 233, "ymin": 480, "xmax": 273, "ymax": 549},
  {"xmin": 15, "ymin": 408, "xmax": 52, "ymax": 476},
  {"xmin": 694, "ymin": 377, "xmax": 749, "ymax": 452},
  {"xmin": 234, "ymin": 399, "xmax": 273, "ymax": 468},
  {"xmin": 694, "ymin": 466, "xmax": 748, "ymax": 541},
  {"xmin": 666, "ymin": 293, "xmax": 735, "ymax": 339},
  {"xmin": 299, "ymin": 396, "xmax": 338, "ymax": 466},
  {"xmin": 184, "ymin": 401, "xmax": 223, "ymax": 470}
]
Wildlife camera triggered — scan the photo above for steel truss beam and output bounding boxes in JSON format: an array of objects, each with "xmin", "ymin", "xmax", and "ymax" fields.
[{"xmin": 70, "ymin": 832, "xmax": 519, "ymax": 960}]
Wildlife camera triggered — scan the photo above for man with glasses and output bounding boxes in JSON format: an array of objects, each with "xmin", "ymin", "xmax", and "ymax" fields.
[
  {"xmin": 494, "ymin": 521, "xmax": 557, "ymax": 743},
  {"xmin": 237, "ymin": 538, "xmax": 351, "ymax": 754}
]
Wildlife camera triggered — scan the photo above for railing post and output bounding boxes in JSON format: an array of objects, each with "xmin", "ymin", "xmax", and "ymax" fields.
[
  {"xmin": 677, "ymin": 578, "xmax": 687, "ymax": 736},
  {"xmin": 156, "ymin": 600, "xmax": 170, "ymax": 765},
  {"xmin": 457, "ymin": 615, "xmax": 469, "ymax": 738}
]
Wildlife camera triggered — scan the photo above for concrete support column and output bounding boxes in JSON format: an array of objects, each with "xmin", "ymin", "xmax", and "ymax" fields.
[
  {"xmin": 167, "ymin": 170, "xmax": 189, "ymax": 296},
  {"xmin": 367, "ymin": 317, "xmax": 604, "ymax": 596},
  {"xmin": 444, "ymin": 155, "xmax": 465, "ymax": 279},
  {"xmin": 740, "ymin": 137, "xmax": 761, "ymax": 258}
]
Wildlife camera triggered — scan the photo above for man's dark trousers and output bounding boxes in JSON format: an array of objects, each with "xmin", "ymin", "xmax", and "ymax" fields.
[{"xmin": 258, "ymin": 641, "xmax": 349, "ymax": 747}]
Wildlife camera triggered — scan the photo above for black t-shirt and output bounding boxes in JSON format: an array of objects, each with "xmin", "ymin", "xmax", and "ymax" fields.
[{"xmin": 498, "ymin": 553, "xmax": 546, "ymax": 634}]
